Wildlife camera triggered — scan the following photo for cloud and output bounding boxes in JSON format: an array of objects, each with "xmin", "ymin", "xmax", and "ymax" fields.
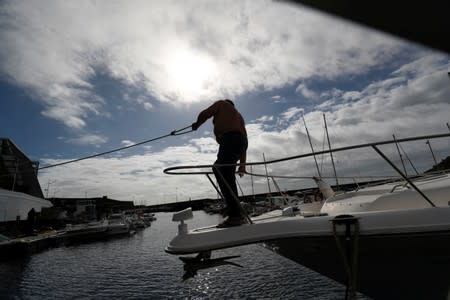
[
  {"xmin": 191, "ymin": 137, "xmax": 218, "ymax": 153},
  {"xmin": 253, "ymin": 115, "xmax": 274, "ymax": 123},
  {"xmin": 393, "ymin": 55, "xmax": 448, "ymax": 77},
  {"xmin": 311, "ymin": 54, "xmax": 450, "ymax": 146},
  {"xmin": 342, "ymin": 91, "xmax": 361, "ymax": 101},
  {"xmin": 0, "ymin": 0, "xmax": 405, "ymax": 129},
  {"xmin": 295, "ymin": 82, "xmax": 318, "ymax": 100},
  {"xmin": 35, "ymin": 52, "xmax": 450, "ymax": 205},
  {"xmin": 121, "ymin": 140, "xmax": 135, "ymax": 147},
  {"xmin": 245, "ymin": 53, "xmax": 450, "ymax": 193},
  {"xmin": 143, "ymin": 102, "xmax": 153, "ymax": 111},
  {"xmin": 67, "ymin": 134, "xmax": 108, "ymax": 146},
  {"xmin": 271, "ymin": 95, "xmax": 284, "ymax": 103},
  {"xmin": 5, "ymin": 2, "xmax": 442, "ymax": 205},
  {"xmin": 134, "ymin": 95, "xmax": 154, "ymax": 111},
  {"xmin": 280, "ymin": 107, "xmax": 304, "ymax": 121},
  {"xmin": 38, "ymin": 143, "xmax": 218, "ymax": 203},
  {"xmin": 320, "ymin": 88, "xmax": 344, "ymax": 102}
]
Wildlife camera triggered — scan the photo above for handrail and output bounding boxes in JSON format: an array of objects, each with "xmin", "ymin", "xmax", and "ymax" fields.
[
  {"xmin": 244, "ymin": 171, "xmax": 398, "ymax": 180},
  {"xmin": 163, "ymin": 132, "xmax": 450, "ymax": 210},
  {"xmin": 373, "ymin": 145, "xmax": 435, "ymax": 206},
  {"xmin": 163, "ymin": 132, "xmax": 450, "ymax": 175}
]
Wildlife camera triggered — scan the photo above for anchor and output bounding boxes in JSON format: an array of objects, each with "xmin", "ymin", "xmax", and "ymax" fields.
[{"xmin": 179, "ymin": 251, "xmax": 243, "ymax": 281}]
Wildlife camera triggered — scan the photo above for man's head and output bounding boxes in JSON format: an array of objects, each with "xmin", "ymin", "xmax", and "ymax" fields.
[{"xmin": 224, "ymin": 99, "xmax": 234, "ymax": 106}]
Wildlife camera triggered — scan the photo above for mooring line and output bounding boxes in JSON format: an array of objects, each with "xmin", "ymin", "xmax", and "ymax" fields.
[{"xmin": 39, "ymin": 125, "xmax": 193, "ymax": 170}]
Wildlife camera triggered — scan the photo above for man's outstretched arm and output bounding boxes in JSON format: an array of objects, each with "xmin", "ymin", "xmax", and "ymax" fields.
[{"xmin": 192, "ymin": 101, "xmax": 220, "ymax": 130}]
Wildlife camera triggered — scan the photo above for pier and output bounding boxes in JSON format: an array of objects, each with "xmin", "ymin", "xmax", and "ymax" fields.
[
  {"xmin": 0, "ymin": 231, "xmax": 64, "ymax": 260},
  {"xmin": 0, "ymin": 225, "xmax": 135, "ymax": 261}
]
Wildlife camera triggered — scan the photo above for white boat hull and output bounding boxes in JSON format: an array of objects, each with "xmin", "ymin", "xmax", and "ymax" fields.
[
  {"xmin": 166, "ymin": 207, "xmax": 450, "ymax": 299},
  {"xmin": 164, "ymin": 134, "xmax": 450, "ymax": 299},
  {"xmin": 321, "ymin": 174, "xmax": 450, "ymax": 216},
  {"xmin": 0, "ymin": 188, "xmax": 52, "ymax": 222}
]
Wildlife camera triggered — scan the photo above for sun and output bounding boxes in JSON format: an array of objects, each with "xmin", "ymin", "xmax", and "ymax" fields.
[{"xmin": 165, "ymin": 48, "xmax": 217, "ymax": 100}]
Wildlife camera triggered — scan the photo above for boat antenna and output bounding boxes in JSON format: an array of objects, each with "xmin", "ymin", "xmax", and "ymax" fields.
[
  {"xmin": 323, "ymin": 113, "xmax": 339, "ymax": 189},
  {"xmin": 302, "ymin": 112, "xmax": 322, "ymax": 178},
  {"xmin": 393, "ymin": 134, "xmax": 408, "ymax": 176}
]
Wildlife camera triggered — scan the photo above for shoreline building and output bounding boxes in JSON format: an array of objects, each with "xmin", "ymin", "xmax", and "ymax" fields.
[{"xmin": 0, "ymin": 138, "xmax": 52, "ymax": 222}]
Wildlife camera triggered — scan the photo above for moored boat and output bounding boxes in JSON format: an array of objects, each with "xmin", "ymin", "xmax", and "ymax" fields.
[
  {"xmin": 164, "ymin": 132, "xmax": 450, "ymax": 299},
  {"xmin": 0, "ymin": 188, "xmax": 53, "ymax": 222},
  {"xmin": 107, "ymin": 213, "xmax": 131, "ymax": 235}
]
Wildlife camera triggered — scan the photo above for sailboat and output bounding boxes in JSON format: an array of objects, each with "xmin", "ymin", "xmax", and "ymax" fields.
[{"xmin": 164, "ymin": 132, "xmax": 450, "ymax": 299}]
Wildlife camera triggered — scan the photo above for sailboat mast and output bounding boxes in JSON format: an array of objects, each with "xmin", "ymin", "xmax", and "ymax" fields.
[
  {"xmin": 262, "ymin": 153, "xmax": 272, "ymax": 194},
  {"xmin": 425, "ymin": 140, "xmax": 438, "ymax": 168},
  {"xmin": 323, "ymin": 113, "xmax": 339, "ymax": 189},
  {"xmin": 250, "ymin": 165, "xmax": 255, "ymax": 200},
  {"xmin": 398, "ymin": 143, "xmax": 420, "ymax": 175},
  {"xmin": 302, "ymin": 113, "xmax": 321, "ymax": 178},
  {"xmin": 393, "ymin": 134, "xmax": 408, "ymax": 176}
]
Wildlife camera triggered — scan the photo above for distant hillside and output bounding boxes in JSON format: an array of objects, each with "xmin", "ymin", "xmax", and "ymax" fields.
[{"xmin": 425, "ymin": 155, "xmax": 450, "ymax": 173}]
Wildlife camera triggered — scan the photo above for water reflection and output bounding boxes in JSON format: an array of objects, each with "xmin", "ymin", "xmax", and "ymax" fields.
[
  {"xmin": 0, "ymin": 211, "xmax": 359, "ymax": 299},
  {"xmin": 0, "ymin": 257, "xmax": 30, "ymax": 299}
]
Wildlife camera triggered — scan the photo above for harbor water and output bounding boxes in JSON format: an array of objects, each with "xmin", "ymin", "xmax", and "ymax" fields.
[{"xmin": 0, "ymin": 211, "xmax": 365, "ymax": 299}]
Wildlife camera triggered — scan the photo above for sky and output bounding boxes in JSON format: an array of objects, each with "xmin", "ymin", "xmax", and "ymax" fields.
[{"xmin": 1, "ymin": 1, "xmax": 449, "ymax": 205}]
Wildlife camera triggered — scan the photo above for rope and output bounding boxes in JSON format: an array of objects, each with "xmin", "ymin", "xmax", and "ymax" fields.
[{"xmin": 38, "ymin": 125, "xmax": 193, "ymax": 170}]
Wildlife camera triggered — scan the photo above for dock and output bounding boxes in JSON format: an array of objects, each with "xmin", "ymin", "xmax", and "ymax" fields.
[
  {"xmin": 0, "ymin": 231, "xmax": 64, "ymax": 259},
  {"xmin": 0, "ymin": 227, "xmax": 133, "ymax": 261}
]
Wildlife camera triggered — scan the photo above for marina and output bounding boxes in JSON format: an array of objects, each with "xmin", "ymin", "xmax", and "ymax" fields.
[
  {"xmin": 1, "ymin": 1, "xmax": 449, "ymax": 299},
  {"xmin": 0, "ymin": 211, "xmax": 365, "ymax": 300},
  {"xmin": 1, "ymin": 130, "xmax": 450, "ymax": 299},
  {"xmin": 165, "ymin": 133, "xmax": 450, "ymax": 300},
  {"xmin": 0, "ymin": 213, "xmax": 155, "ymax": 259}
]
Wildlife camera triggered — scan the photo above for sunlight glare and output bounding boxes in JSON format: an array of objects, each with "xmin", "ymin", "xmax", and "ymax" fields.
[{"xmin": 166, "ymin": 49, "xmax": 217, "ymax": 100}]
